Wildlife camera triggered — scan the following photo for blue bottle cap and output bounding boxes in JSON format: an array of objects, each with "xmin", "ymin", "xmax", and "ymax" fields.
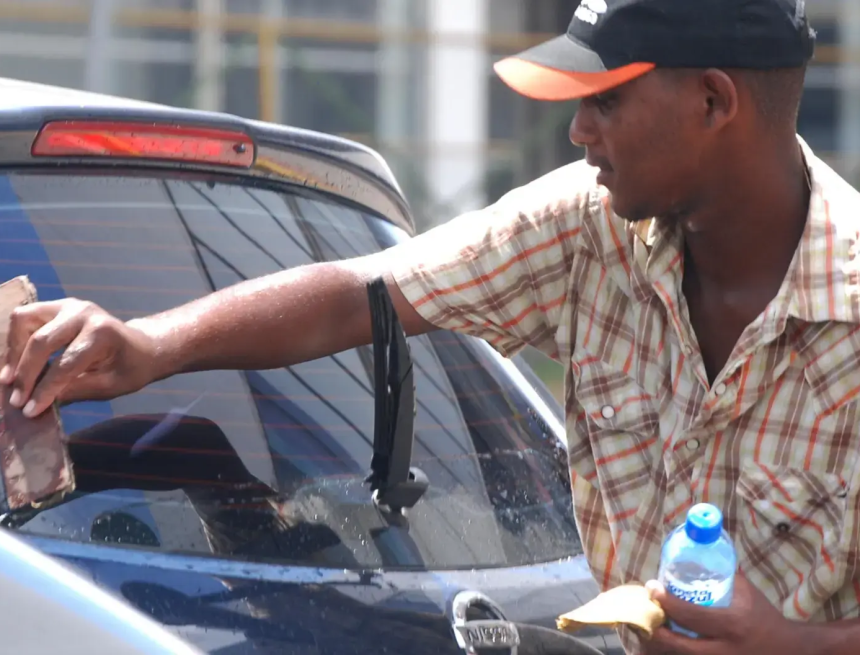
[{"xmin": 684, "ymin": 503, "xmax": 723, "ymax": 544}]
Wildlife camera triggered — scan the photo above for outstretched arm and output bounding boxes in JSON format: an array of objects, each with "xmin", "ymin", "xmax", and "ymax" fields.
[{"xmin": 1, "ymin": 250, "xmax": 433, "ymax": 418}]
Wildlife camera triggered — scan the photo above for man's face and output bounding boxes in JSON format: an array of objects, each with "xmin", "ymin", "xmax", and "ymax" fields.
[{"xmin": 570, "ymin": 71, "xmax": 708, "ymax": 222}]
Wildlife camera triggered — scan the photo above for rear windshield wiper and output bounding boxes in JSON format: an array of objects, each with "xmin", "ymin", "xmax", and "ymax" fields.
[{"xmin": 364, "ymin": 278, "xmax": 429, "ymax": 516}]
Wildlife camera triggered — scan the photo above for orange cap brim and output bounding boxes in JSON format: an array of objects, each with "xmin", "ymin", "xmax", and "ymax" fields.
[{"xmin": 493, "ymin": 58, "xmax": 656, "ymax": 101}]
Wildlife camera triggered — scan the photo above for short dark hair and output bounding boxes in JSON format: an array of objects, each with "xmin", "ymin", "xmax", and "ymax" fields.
[
  {"xmin": 658, "ymin": 65, "xmax": 808, "ymax": 126},
  {"xmin": 736, "ymin": 66, "xmax": 807, "ymax": 125}
]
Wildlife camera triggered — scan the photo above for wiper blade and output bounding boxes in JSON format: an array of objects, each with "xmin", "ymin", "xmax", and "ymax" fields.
[{"xmin": 364, "ymin": 278, "xmax": 428, "ymax": 515}]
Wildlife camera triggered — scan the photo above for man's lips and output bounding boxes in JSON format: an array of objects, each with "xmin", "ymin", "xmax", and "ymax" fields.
[
  {"xmin": 586, "ymin": 154, "xmax": 614, "ymax": 182},
  {"xmin": 589, "ymin": 159, "xmax": 614, "ymax": 186},
  {"xmin": 596, "ymin": 169, "xmax": 614, "ymax": 187}
]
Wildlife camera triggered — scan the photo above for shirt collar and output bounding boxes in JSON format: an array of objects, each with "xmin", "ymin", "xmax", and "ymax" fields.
[
  {"xmin": 633, "ymin": 136, "xmax": 860, "ymax": 326},
  {"xmin": 785, "ymin": 136, "xmax": 860, "ymax": 325}
]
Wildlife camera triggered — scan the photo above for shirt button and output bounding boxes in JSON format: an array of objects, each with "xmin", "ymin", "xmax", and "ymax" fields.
[
  {"xmin": 601, "ymin": 405, "xmax": 616, "ymax": 419},
  {"xmin": 714, "ymin": 382, "xmax": 727, "ymax": 396},
  {"xmin": 685, "ymin": 438, "xmax": 700, "ymax": 451},
  {"xmin": 684, "ymin": 344, "xmax": 693, "ymax": 355},
  {"xmin": 775, "ymin": 522, "xmax": 791, "ymax": 536}
]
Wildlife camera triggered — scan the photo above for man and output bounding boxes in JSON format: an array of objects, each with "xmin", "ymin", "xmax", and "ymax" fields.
[{"xmin": 1, "ymin": 0, "xmax": 858, "ymax": 653}]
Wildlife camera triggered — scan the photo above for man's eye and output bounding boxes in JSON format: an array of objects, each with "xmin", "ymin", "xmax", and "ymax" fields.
[{"xmin": 584, "ymin": 93, "xmax": 617, "ymax": 113}]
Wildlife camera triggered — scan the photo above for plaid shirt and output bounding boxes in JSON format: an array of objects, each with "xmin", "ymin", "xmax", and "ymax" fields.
[{"xmin": 392, "ymin": 137, "xmax": 860, "ymax": 653}]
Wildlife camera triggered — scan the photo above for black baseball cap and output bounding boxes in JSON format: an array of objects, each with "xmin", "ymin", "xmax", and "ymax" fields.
[{"xmin": 495, "ymin": 0, "xmax": 816, "ymax": 101}]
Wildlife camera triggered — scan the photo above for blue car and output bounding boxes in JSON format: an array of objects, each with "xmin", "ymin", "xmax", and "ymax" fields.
[{"xmin": 0, "ymin": 76, "xmax": 622, "ymax": 655}]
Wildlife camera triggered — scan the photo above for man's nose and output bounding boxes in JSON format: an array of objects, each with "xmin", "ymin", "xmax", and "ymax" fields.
[{"xmin": 569, "ymin": 104, "xmax": 597, "ymax": 147}]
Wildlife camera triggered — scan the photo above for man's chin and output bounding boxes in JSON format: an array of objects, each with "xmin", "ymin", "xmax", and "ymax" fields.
[{"xmin": 606, "ymin": 195, "xmax": 650, "ymax": 223}]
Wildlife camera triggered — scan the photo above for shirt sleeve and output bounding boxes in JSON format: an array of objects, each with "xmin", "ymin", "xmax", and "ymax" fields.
[{"xmin": 390, "ymin": 162, "xmax": 593, "ymax": 360}]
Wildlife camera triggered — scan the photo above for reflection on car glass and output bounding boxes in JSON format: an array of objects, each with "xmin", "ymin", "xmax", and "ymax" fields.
[{"xmin": 0, "ymin": 172, "xmax": 580, "ymax": 568}]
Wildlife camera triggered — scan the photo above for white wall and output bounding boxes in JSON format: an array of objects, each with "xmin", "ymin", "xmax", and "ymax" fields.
[
  {"xmin": 425, "ymin": 0, "xmax": 490, "ymax": 223},
  {"xmin": 838, "ymin": 0, "xmax": 860, "ymax": 181},
  {"xmin": 194, "ymin": 0, "xmax": 225, "ymax": 111}
]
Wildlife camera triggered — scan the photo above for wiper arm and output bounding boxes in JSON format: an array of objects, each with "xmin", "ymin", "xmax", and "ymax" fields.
[{"xmin": 364, "ymin": 278, "xmax": 429, "ymax": 516}]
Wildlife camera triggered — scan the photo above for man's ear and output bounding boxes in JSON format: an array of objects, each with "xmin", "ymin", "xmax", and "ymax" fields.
[{"xmin": 700, "ymin": 68, "xmax": 739, "ymax": 130}]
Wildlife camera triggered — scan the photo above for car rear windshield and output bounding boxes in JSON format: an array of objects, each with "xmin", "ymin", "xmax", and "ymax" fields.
[{"xmin": 0, "ymin": 170, "xmax": 580, "ymax": 570}]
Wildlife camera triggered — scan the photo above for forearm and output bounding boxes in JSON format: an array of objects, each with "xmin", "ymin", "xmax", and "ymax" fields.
[
  {"xmin": 128, "ymin": 253, "xmax": 432, "ymax": 380},
  {"xmin": 795, "ymin": 617, "xmax": 860, "ymax": 655}
]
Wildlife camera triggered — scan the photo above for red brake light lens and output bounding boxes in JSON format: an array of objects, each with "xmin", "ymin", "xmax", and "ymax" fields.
[{"xmin": 32, "ymin": 121, "xmax": 255, "ymax": 168}]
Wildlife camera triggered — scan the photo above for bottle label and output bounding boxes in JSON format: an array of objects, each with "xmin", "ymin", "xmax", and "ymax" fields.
[
  {"xmin": 662, "ymin": 575, "xmax": 733, "ymax": 608},
  {"xmin": 665, "ymin": 579, "xmax": 716, "ymax": 606}
]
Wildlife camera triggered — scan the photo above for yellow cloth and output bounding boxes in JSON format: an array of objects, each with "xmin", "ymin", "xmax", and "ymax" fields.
[{"xmin": 557, "ymin": 585, "xmax": 665, "ymax": 639}]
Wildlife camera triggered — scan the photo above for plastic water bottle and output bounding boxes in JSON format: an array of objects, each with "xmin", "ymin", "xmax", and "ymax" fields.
[{"xmin": 657, "ymin": 503, "xmax": 737, "ymax": 638}]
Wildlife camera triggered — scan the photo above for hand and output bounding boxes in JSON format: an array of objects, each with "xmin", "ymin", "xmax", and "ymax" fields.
[
  {"xmin": 0, "ymin": 299, "xmax": 162, "ymax": 417},
  {"xmin": 641, "ymin": 574, "xmax": 818, "ymax": 655}
]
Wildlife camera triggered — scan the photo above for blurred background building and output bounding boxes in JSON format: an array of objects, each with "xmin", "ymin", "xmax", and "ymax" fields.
[{"xmin": 0, "ymin": 0, "xmax": 857, "ymax": 395}]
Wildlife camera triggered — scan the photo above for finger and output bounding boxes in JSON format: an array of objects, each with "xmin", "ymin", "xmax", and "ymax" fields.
[
  {"xmin": 1, "ymin": 302, "xmax": 63, "ymax": 384},
  {"xmin": 57, "ymin": 372, "xmax": 118, "ymax": 406},
  {"xmin": 730, "ymin": 570, "xmax": 756, "ymax": 598},
  {"xmin": 646, "ymin": 580, "xmax": 735, "ymax": 639},
  {"xmin": 23, "ymin": 328, "xmax": 108, "ymax": 417},
  {"xmin": 647, "ymin": 626, "xmax": 724, "ymax": 655},
  {"xmin": 8, "ymin": 304, "xmax": 98, "ymax": 410},
  {"xmin": 638, "ymin": 633, "xmax": 672, "ymax": 655}
]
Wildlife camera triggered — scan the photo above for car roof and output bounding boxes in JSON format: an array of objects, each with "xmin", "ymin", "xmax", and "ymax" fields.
[{"xmin": 0, "ymin": 76, "xmax": 413, "ymax": 234}]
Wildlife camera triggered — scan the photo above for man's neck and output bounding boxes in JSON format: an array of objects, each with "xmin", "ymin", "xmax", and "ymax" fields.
[{"xmin": 678, "ymin": 137, "xmax": 810, "ymax": 294}]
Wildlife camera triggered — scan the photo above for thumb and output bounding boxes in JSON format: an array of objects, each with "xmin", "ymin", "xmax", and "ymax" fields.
[
  {"xmin": 645, "ymin": 579, "xmax": 733, "ymax": 639},
  {"xmin": 56, "ymin": 370, "xmax": 123, "ymax": 406}
]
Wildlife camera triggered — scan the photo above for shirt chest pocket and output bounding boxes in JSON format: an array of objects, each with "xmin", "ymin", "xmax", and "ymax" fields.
[
  {"xmin": 735, "ymin": 463, "xmax": 849, "ymax": 585},
  {"xmin": 570, "ymin": 358, "xmax": 660, "ymax": 505}
]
